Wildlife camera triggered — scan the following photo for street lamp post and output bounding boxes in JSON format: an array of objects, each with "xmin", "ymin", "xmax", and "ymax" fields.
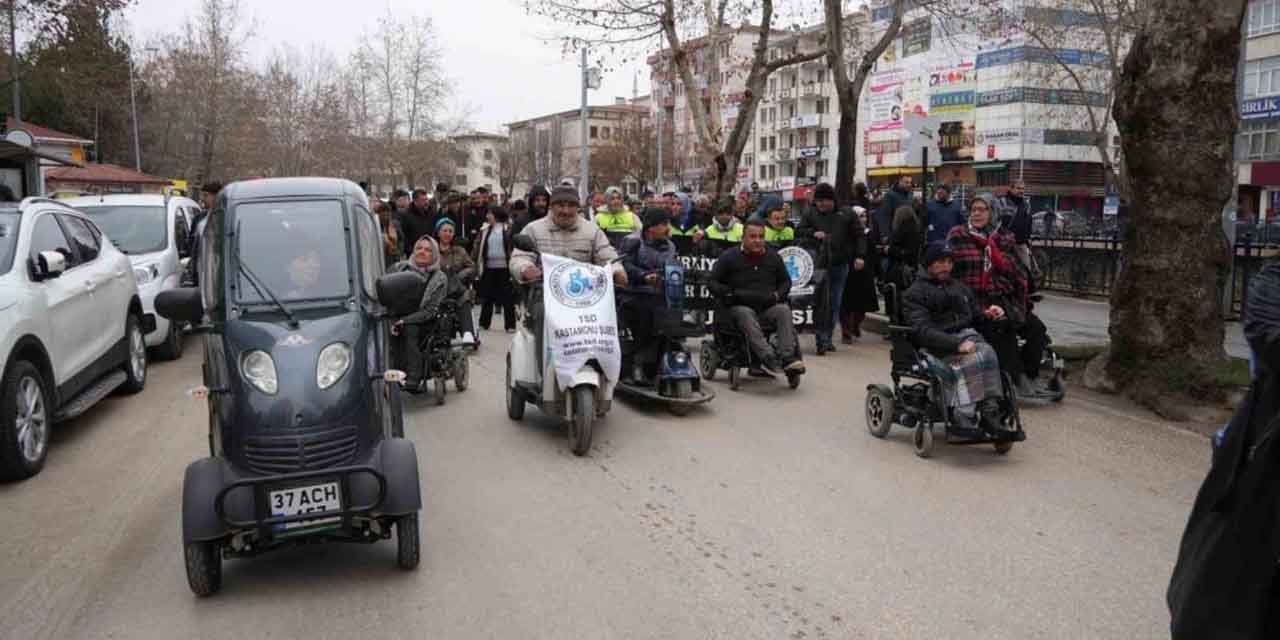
[{"xmin": 128, "ymin": 46, "xmax": 157, "ymax": 172}]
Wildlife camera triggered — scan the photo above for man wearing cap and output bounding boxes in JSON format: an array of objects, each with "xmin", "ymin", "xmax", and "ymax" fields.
[
  {"xmin": 797, "ymin": 182, "xmax": 867, "ymax": 355},
  {"xmin": 902, "ymin": 242, "xmax": 1011, "ymax": 434},
  {"xmin": 617, "ymin": 208, "xmax": 678, "ymax": 383},
  {"xmin": 510, "ymin": 186, "xmax": 627, "ymax": 287},
  {"xmin": 708, "ymin": 219, "xmax": 805, "ymax": 377},
  {"xmin": 595, "ymin": 186, "xmax": 641, "ymax": 234}
]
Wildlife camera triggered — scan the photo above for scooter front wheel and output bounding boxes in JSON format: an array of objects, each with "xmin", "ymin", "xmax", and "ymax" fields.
[
  {"xmin": 568, "ymin": 385, "xmax": 595, "ymax": 456},
  {"xmin": 506, "ymin": 354, "xmax": 525, "ymax": 420}
]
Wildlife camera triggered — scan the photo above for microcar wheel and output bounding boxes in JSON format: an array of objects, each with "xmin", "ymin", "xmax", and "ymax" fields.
[
  {"xmin": 994, "ymin": 441, "xmax": 1014, "ymax": 455},
  {"xmin": 0, "ymin": 361, "xmax": 50, "ymax": 480},
  {"xmin": 787, "ymin": 372, "xmax": 801, "ymax": 389},
  {"xmin": 184, "ymin": 539, "xmax": 223, "ymax": 596},
  {"xmin": 396, "ymin": 513, "xmax": 420, "ymax": 570},
  {"xmin": 667, "ymin": 380, "xmax": 694, "ymax": 417},
  {"xmin": 568, "ymin": 385, "xmax": 594, "ymax": 456}
]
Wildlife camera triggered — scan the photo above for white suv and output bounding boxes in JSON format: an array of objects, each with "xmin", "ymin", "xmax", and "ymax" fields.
[
  {"xmin": 0, "ymin": 197, "xmax": 153, "ymax": 480},
  {"xmin": 66, "ymin": 194, "xmax": 200, "ymax": 360}
]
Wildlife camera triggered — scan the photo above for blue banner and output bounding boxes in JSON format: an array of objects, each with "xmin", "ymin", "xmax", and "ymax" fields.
[
  {"xmin": 1243, "ymin": 96, "xmax": 1280, "ymax": 120},
  {"xmin": 976, "ymin": 46, "xmax": 1109, "ymax": 70}
]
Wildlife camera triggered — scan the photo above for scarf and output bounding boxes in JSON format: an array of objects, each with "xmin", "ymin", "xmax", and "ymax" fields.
[{"xmin": 966, "ymin": 225, "xmax": 1012, "ymax": 295}]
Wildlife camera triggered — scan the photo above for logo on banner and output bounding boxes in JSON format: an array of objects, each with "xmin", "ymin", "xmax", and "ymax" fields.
[
  {"xmin": 548, "ymin": 262, "xmax": 608, "ymax": 309},
  {"xmin": 779, "ymin": 246, "xmax": 814, "ymax": 289}
]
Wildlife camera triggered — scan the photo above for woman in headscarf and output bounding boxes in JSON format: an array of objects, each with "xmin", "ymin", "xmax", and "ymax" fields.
[
  {"xmin": 433, "ymin": 218, "xmax": 478, "ymax": 347},
  {"xmin": 945, "ymin": 195, "xmax": 1027, "ymax": 391},
  {"xmin": 390, "ymin": 235, "xmax": 450, "ymax": 389}
]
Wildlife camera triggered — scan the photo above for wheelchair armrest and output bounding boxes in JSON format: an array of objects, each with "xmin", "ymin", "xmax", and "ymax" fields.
[{"xmin": 887, "ymin": 324, "xmax": 915, "ymax": 333}]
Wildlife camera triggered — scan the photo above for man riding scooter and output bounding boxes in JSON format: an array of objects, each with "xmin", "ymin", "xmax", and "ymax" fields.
[
  {"xmin": 619, "ymin": 208, "xmax": 678, "ymax": 384},
  {"xmin": 510, "ymin": 185, "xmax": 629, "ymax": 350}
]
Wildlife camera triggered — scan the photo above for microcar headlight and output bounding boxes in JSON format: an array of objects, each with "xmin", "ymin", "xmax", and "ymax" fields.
[
  {"xmin": 316, "ymin": 342, "xmax": 352, "ymax": 389},
  {"xmin": 133, "ymin": 263, "xmax": 159, "ymax": 285},
  {"xmin": 240, "ymin": 350, "xmax": 278, "ymax": 395},
  {"xmin": 673, "ymin": 352, "xmax": 689, "ymax": 366}
]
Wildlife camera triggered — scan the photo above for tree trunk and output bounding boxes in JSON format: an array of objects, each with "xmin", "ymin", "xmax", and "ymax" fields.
[{"xmin": 1106, "ymin": 0, "xmax": 1246, "ymax": 400}]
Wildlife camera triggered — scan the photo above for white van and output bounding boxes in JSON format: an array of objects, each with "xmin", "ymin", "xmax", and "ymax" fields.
[{"xmin": 66, "ymin": 194, "xmax": 201, "ymax": 360}]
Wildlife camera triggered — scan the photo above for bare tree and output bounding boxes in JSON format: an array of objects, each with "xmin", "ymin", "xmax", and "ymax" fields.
[
  {"xmin": 526, "ymin": 0, "xmax": 825, "ymax": 198},
  {"xmin": 497, "ymin": 133, "xmax": 529, "ymax": 202},
  {"xmin": 591, "ymin": 111, "xmax": 656, "ymax": 193},
  {"xmin": 1100, "ymin": 0, "xmax": 1246, "ymax": 409}
]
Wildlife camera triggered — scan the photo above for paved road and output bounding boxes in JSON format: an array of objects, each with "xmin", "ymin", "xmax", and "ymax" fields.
[{"xmin": 0, "ymin": 329, "xmax": 1211, "ymax": 639}]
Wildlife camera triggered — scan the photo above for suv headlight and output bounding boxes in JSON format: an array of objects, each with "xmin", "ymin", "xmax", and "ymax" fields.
[
  {"xmin": 133, "ymin": 263, "xmax": 159, "ymax": 285},
  {"xmin": 240, "ymin": 350, "xmax": 278, "ymax": 395},
  {"xmin": 316, "ymin": 342, "xmax": 351, "ymax": 389}
]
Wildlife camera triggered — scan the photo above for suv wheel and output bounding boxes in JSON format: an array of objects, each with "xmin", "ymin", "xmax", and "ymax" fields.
[
  {"xmin": 0, "ymin": 361, "xmax": 51, "ymax": 480},
  {"xmin": 119, "ymin": 314, "xmax": 147, "ymax": 394}
]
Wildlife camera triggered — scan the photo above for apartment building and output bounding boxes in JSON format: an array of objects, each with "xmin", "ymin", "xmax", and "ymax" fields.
[
  {"xmin": 506, "ymin": 99, "xmax": 650, "ymax": 197},
  {"xmin": 1240, "ymin": 0, "xmax": 1280, "ymax": 223}
]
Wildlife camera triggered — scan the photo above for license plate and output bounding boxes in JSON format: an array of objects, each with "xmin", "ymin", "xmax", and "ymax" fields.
[{"xmin": 269, "ymin": 482, "xmax": 342, "ymax": 533}]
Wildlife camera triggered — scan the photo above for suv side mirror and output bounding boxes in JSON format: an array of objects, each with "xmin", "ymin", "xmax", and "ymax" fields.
[
  {"xmin": 156, "ymin": 287, "xmax": 204, "ymax": 323},
  {"xmin": 34, "ymin": 251, "xmax": 66, "ymax": 280}
]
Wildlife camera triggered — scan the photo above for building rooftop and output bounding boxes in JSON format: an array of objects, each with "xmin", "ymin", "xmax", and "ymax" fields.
[
  {"xmin": 45, "ymin": 163, "xmax": 171, "ymax": 185},
  {"xmin": 5, "ymin": 117, "xmax": 94, "ymax": 145}
]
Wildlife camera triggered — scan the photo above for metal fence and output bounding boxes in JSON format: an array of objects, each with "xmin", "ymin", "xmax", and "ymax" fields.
[{"xmin": 1029, "ymin": 235, "xmax": 1278, "ymax": 318}]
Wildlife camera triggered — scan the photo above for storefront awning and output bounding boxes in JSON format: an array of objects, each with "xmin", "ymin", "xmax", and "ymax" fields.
[
  {"xmin": 867, "ymin": 167, "xmax": 923, "ymax": 177},
  {"xmin": 973, "ymin": 162, "xmax": 1008, "ymax": 171}
]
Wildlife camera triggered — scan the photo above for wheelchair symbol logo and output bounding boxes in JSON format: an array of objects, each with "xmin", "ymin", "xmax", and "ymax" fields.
[
  {"xmin": 778, "ymin": 246, "xmax": 814, "ymax": 288},
  {"xmin": 548, "ymin": 262, "xmax": 609, "ymax": 309}
]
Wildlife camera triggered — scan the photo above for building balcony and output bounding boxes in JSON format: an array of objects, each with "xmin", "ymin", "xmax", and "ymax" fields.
[
  {"xmin": 776, "ymin": 146, "xmax": 792, "ymax": 161},
  {"xmin": 789, "ymin": 113, "xmax": 823, "ymax": 129},
  {"xmin": 779, "ymin": 87, "xmax": 796, "ymax": 101},
  {"xmin": 778, "ymin": 118, "xmax": 794, "ymax": 131},
  {"xmin": 800, "ymin": 83, "xmax": 828, "ymax": 98}
]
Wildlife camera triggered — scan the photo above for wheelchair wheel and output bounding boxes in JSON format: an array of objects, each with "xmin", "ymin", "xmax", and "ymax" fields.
[
  {"xmin": 506, "ymin": 353, "xmax": 525, "ymax": 421},
  {"xmin": 864, "ymin": 385, "xmax": 894, "ymax": 438},
  {"xmin": 453, "ymin": 356, "xmax": 469, "ymax": 392},
  {"xmin": 994, "ymin": 441, "xmax": 1014, "ymax": 455},
  {"xmin": 913, "ymin": 424, "xmax": 934, "ymax": 458},
  {"xmin": 728, "ymin": 365, "xmax": 741, "ymax": 391},
  {"xmin": 698, "ymin": 340, "xmax": 718, "ymax": 381},
  {"xmin": 434, "ymin": 377, "xmax": 446, "ymax": 406},
  {"xmin": 786, "ymin": 372, "xmax": 801, "ymax": 389}
]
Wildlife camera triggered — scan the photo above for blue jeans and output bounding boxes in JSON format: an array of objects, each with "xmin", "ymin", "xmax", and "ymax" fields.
[{"xmin": 820, "ymin": 263, "xmax": 850, "ymax": 346}]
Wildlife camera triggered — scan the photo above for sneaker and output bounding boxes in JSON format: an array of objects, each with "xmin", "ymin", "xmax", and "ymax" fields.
[
  {"xmin": 783, "ymin": 358, "xmax": 806, "ymax": 374},
  {"xmin": 460, "ymin": 332, "xmax": 477, "ymax": 346},
  {"xmin": 841, "ymin": 335, "xmax": 854, "ymax": 345},
  {"xmin": 815, "ymin": 343, "xmax": 828, "ymax": 356},
  {"xmin": 760, "ymin": 357, "xmax": 783, "ymax": 377},
  {"xmin": 952, "ymin": 410, "xmax": 980, "ymax": 433}
]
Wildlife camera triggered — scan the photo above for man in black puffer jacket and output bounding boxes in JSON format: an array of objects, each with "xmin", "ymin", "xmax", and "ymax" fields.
[
  {"xmin": 902, "ymin": 242, "xmax": 1011, "ymax": 433},
  {"xmin": 709, "ymin": 219, "xmax": 804, "ymax": 376},
  {"xmin": 797, "ymin": 182, "xmax": 867, "ymax": 354}
]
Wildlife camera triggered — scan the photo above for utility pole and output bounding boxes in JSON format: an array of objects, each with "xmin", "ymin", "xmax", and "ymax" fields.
[
  {"xmin": 579, "ymin": 47, "xmax": 589, "ymax": 203},
  {"xmin": 129, "ymin": 55, "xmax": 141, "ymax": 170},
  {"xmin": 9, "ymin": 0, "xmax": 19, "ymax": 124}
]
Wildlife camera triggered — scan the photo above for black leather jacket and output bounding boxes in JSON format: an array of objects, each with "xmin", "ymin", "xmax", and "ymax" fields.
[{"xmin": 901, "ymin": 275, "xmax": 982, "ymax": 354}]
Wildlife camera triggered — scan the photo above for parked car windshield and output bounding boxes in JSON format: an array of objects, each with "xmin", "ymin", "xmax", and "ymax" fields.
[
  {"xmin": 234, "ymin": 199, "xmax": 351, "ymax": 304},
  {"xmin": 77, "ymin": 205, "xmax": 167, "ymax": 254},
  {"xmin": 0, "ymin": 212, "xmax": 18, "ymax": 273}
]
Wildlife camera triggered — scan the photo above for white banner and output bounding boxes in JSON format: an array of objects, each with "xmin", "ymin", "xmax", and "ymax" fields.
[{"xmin": 541, "ymin": 254, "xmax": 621, "ymax": 390}]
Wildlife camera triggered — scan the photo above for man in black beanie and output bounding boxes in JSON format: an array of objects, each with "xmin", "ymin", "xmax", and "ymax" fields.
[{"xmin": 797, "ymin": 182, "xmax": 866, "ymax": 355}]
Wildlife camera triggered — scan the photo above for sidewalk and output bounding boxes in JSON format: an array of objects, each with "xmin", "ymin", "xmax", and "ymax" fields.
[
  {"xmin": 863, "ymin": 292, "xmax": 1250, "ymax": 360},
  {"xmin": 1033, "ymin": 293, "xmax": 1250, "ymax": 360}
]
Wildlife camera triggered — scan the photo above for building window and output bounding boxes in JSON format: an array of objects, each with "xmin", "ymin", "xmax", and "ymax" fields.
[
  {"xmin": 760, "ymin": 164, "xmax": 767, "ymax": 177},
  {"xmin": 977, "ymin": 169, "xmax": 1010, "ymax": 187},
  {"xmin": 769, "ymin": 136, "xmax": 777, "ymax": 150},
  {"xmin": 816, "ymin": 98, "xmax": 828, "ymax": 114},
  {"xmin": 590, "ymin": 126, "xmax": 599, "ymax": 140},
  {"xmin": 769, "ymin": 78, "xmax": 777, "ymax": 93},
  {"xmin": 602, "ymin": 127, "xmax": 611, "ymax": 140},
  {"xmin": 1250, "ymin": 0, "xmax": 1280, "ymax": 37},
  {"xmin": 760, "ymin": 135, "xmax": 768, "ymax": 150},
  {"xmin": 483, "ymin": 166, "xmax": 494, "ymax": 178},
  {"xmin": 816, "ymin": 160, "xmax": 828, "ymax": 177},
  {"xmin": 768, "ymin": 165, "xmax": 777, "ymax": 179},
  {"xmin": 1246, "ymin": 56, "xmax": 1280, "ymax": 98},
  {"xmin": 483, "ymin": 148, "xmax": 493, "ymax": 160},
  {"xmin": 1244, "ymin": 119, "xmax": 1280, "ymax": 159},
  {"xmin": 816, "ymin": 69, "xmax": 826, "ymax": 84},
  {"xmin": 760, "ymin": 109, "xmax": 767, "ymax": 125},
  {"xmin": 743, "ymin": 153, "xmax": 753, "ymax": 167},
  {"xmin": 816, "ymin": 129, "xmax": 829, "ymax": 146},
  {"xmin": 455, "ymin": 174, "xmax": 468, "ymax": 186}
]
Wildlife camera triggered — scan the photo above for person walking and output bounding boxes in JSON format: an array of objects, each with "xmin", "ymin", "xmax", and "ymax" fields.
[
  {"xmin": 374, "ymin": 200, "xmax": 402, "ymax": 269},
  {"xmin": 841, "ymin": 206, "xmax": 880, "ymax": 343},
  {"xmin": 472, "ymin": 207, "xmax": 517, "ymax": 333},
  {"xmin": 883, "ymin": 205, "xmax": 923, "ymax": 321},
  {"xmin": 797, "ymin": 182, "xmax": 867, "ymax": 355},
  {"xmin": 926, "ymin": 184, "xmax": 965, "ymax": 244},
  {"xmin": 1168, "ymin": 259, "xmax": 1280, "ymax": 638},
  {"xmin": 396, "ymin": 189, "xmax": 434, "ymax": 257}
]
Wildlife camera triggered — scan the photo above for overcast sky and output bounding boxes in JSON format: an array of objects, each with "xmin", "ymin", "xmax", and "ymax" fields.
[{"xmin": 124, "ymin": 0, "xmax": 649, "ymax": 134}]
